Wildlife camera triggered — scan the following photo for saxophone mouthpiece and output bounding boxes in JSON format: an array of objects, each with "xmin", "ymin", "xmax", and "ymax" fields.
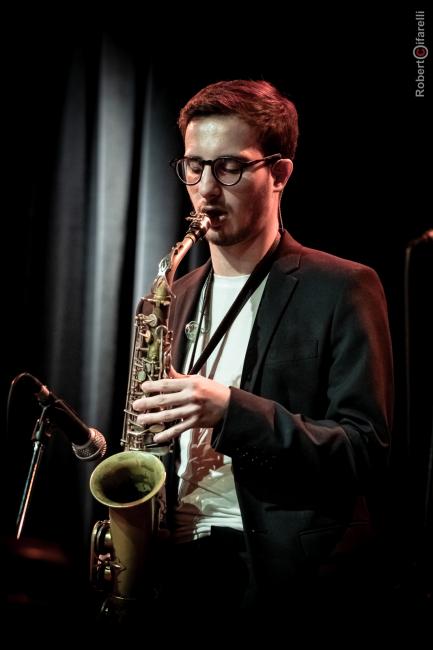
[{"xmin": 186, "ymin": 211, "xmax": 211, "ymax": 240}]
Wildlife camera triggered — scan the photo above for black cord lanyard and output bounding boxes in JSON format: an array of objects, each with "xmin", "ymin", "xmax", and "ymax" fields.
[{"xmin": 188, "ymin": 232, "xmax": 282, "ymax": 375}]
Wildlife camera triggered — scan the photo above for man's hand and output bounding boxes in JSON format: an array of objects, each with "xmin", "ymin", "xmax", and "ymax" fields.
[{"xmin": 132, "ymin": 369, "xmax": 230, "ymax": 444}]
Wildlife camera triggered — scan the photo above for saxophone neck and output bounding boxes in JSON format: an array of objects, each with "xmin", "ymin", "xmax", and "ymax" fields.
[
  {"xmin": 158, "ymin": 211, "xmax": 211, "ymax": 286},
  {"xmin": 185, "ymin": 211, "xmax": 211, "ymax": 243}
]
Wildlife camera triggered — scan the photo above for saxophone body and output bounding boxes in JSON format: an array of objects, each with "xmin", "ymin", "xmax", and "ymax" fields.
[{"xmin": 89, "ymin": 212, "xmax": 210, "ymax": 610}]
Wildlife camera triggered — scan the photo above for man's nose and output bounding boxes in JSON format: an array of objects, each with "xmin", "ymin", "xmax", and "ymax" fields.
[{"xmin": 198, "ymin": 165, "xmax": 221, "ymax": 199}]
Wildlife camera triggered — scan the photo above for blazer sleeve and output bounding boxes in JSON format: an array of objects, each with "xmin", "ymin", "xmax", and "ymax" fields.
[{"xmin": 211, "ymin": 265, "xmax": 393, "ymax": 497}]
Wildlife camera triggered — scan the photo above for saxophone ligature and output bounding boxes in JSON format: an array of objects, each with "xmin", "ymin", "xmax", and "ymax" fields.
[{"xmin": 89, "ymin": 211, "xmax": 210, "ymax": 614}]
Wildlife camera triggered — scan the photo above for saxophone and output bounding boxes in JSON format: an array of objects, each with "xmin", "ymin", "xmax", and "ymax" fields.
[{"xmin": 89, "ymin": 211, "xmax": 210, "ymax": 613}]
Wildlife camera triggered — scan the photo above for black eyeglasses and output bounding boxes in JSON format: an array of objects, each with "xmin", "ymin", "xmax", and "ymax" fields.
[{"xmin": 170, "ymin": 153, "xmax": 281, "ymax": 187}]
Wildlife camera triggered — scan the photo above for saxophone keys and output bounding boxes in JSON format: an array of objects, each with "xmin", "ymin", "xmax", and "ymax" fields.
[
  {"xmin": 149, "ymin": 424, "xmax": 165, "ymax": 434},
  {"xmin": 185, "ymin": 320, "xmax": 199, "ymax": 341}
]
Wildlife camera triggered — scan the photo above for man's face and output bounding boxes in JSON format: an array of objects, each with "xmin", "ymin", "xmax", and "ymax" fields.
[{"xmin": 184, "ymin": 115, "xmax": 279, "ymax": 248}]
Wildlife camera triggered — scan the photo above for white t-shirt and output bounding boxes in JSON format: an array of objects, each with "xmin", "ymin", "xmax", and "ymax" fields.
[{"xmin": 175, "ymin": 273, "xmax": 267, "ymax": 542}]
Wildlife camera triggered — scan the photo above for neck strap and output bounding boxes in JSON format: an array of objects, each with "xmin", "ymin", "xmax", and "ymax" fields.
[{"xmin": 188, "ymin": 233, "xmax": 282, "ymax": 375}]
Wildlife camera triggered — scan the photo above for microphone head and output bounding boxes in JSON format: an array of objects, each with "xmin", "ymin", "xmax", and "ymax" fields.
[
  {"xmin": 11, "ymin": 372, "xmax": 107, "ymax": 461},
  {"xmin": 72, "ymin": 428, "xmax": 107, "ymax": 461}
]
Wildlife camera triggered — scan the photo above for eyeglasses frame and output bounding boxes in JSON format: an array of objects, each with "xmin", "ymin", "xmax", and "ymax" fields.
[{"xmin": 169, "ymin": 153, "xmax": 282, "ymax": 186}]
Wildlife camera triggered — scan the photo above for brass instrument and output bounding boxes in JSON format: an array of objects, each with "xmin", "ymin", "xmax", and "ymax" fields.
[{"xmin": 89, "ymin": 212, "xmax": 211, "ymax": 613}]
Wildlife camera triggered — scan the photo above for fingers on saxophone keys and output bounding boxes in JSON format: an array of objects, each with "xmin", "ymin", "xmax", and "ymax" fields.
[
  {"xmin": 133, "ymin": 393, "xmax": 170, "ymax": 410},
  {"xmin": 154, "ymin": 418, "xmax": 194, "ymax": 443},
  {"xmin": 141, "ymin": 379, "xmax": 183, "ymax": 393},
  {"xmin": 136, "ymin": 406, "xmax": 184, "ymax": 426}
]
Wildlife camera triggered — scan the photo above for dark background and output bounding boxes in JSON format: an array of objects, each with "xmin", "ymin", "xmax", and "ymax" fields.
[{"xmin": 2, "ymin": 6, "xmax": 431, "ymax": 625}]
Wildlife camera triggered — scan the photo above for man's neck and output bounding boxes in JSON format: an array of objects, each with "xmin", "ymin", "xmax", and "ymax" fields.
[{"xmin": 209, "ymin": 226, "xmax": 280, "ymax": 276}]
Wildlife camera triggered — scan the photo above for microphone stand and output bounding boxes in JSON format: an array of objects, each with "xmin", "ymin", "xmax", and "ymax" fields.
[{"xmin": 16, "ymin": 404, "xmax": 53, "ymax": 540}]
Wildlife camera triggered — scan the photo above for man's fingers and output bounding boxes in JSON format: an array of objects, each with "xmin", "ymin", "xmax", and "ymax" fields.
[
  {"xmin": 133, "ymin": 388, "xmax": 191, "ymax": 411},
  {"xmin": 140, "ymin": 378, "xmax": 189, "ymax": 393},
  {"xmin": 136, "ymin": 403, "xmax": 196, "ymax": 426},
  {"xmin": 153, "ymin": 417, "xmax": 196, "ymax": 443},
  {"xmin": 169, "ymin": 365, "xmax": 186, "ymax": 379}
]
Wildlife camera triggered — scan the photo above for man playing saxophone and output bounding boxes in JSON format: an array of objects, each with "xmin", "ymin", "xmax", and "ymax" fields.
[{"xmin": 132, "ymin": 80, "xmax": 393, "ymax": 622}]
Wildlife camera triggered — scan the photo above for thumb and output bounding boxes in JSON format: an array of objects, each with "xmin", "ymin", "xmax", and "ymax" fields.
[{"xmin": 169, "ymin": 365, "xmax": 187, "ymax": 379}]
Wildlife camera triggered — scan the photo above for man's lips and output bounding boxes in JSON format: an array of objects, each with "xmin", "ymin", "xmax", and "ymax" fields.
[{"xmin": 202, "ymin": 207, "xmax": 226, "ymax": 225}]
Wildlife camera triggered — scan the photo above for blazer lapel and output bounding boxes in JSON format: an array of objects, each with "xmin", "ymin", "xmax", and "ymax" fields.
[
  {"xmin": 170, "ymin": 260, "xmax": 212, "ymax": 371},
  {"xmin": 169, "ymin": 231, "xmax": 302, "ymax": 383},
  {"xmin": 241, "ymin": 234, "xmax": 302, "ymax": 392}
]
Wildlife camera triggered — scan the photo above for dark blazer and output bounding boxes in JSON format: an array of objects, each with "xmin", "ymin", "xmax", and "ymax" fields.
[{"xmin": 167, "ymin": 230, "xmax": 393, "ymax": 603}]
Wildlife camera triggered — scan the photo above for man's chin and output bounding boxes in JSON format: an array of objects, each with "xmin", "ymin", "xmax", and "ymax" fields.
[{"xmin": 206, "ymin": 229, "xmax": 248, "ymax": 248}]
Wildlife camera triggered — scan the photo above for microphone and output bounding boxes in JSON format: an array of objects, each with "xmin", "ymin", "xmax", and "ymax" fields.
[{"xmin": 23, "ymin": 373, "xmax": 107, "ymax": 461}]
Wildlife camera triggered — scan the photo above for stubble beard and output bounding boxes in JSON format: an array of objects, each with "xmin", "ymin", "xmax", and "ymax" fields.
[{"xmin": 206, "ymin": 222, "xmax": 253, "ymax": 248}]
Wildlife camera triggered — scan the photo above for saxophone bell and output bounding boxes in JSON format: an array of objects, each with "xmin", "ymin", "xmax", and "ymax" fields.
[{"xmin": 89, "ymin": 211, "xmax": 210, "ymax": 611}]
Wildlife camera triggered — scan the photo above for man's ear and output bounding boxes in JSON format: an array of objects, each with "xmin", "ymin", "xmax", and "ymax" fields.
[{"xmin": 272, "ymin": 158, "xmax": 293, "ymax": 190}]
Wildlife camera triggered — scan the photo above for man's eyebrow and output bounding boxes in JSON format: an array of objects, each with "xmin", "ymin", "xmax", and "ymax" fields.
[{"xmin": 184, "ymin": 153, "xmax": 248, "ymax": 159}]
